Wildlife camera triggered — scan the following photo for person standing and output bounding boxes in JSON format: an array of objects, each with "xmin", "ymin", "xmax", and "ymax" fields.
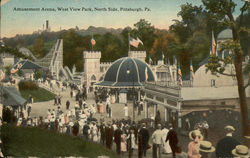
[
  {"xmin": 188, "ymin": 130, "xmax": 203, "ymax": 158},
  {"xmin": 83, "ymin": 122, "xmax": 90, "ymax": 140},
  {"xmin": 162, "ymin": 125, "xmax": 172, "ymax": 154},
  {"xmin": 54, "ymin": 96, "xmax": 58, "ymax": 105},
  {"xmin": 79, "ymin": 99, "xmax": 83, "ymax": 109},
  {"xmin": 58, "ymin": 94, "xmax": 62, "ymax": 105},
  {"xmin": 124, "ymin": 104, "xmax": 128, "ymax": 118},
  {"xmin": 216, "ymin": 125, "xmax": 241, "ymax": 158},
  {"xmin": 121, "ymin": 131, "xmax": 127, "ymax": 156},
  {"xmin": 99, "ymin": 101, "xmax": 103, "ymax": 114},
  {"xmin": 106, "ymin": 123, "xmax": 113, "ymax": 150},
  {"xmin": 165, "ymin": 124, "xmax": 178, "ymax": 158},
  {"xmin": 66, "ymin": 100, "xmax": 70, "ymax": 110},
  {"xmin": 139, "ymin": 123, "xmax": 150, "ymax": 157},
  {"xmin": 152, "ymin": 124, "xmax": 164, "ymax": 158},
  {"xmin": 100, "ymin": 122, "xmax": 106, "ymax": 145}
]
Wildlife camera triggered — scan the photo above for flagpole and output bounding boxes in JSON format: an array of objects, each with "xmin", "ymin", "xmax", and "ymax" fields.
[{"xmin": 128, "ymin": 33, "xmax": 130, "ymax": 53}]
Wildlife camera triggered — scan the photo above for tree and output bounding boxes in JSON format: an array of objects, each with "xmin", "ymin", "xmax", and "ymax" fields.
[
  {"xmin": 17, "ymin": 69, "xmax": 23, "ymax": 77},
  {"xmin": 34, "ymin": 69, "xmax": 42, "ymax": 80},
  {"xmin": 33, "ymin": 38, "xmax": 45, "ymax": 58},
  {"xmin": 133, "ymin": 19, "xmax": 156, "ymax": 53},
  {"xmin": 203, "ymin": 0, "xmax": 249, "ymax": 140}
]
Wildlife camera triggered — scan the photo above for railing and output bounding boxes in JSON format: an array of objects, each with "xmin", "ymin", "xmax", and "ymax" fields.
[
  {"xmin": 182, "ymin": 80, "xmax": 193, "ymax": 87},
  {"xmin": 145, "ymin": 81, "xmax": 181, "ymax": 97}
]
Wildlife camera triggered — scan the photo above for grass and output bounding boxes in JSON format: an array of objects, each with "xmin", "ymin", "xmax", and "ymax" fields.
[
  {"xmin": 1, "ymin": 125, "xmax": 119, "ymax": 158},
  {"xmin": 19, "ymin": 87, "xmax": 56, "ymax": 102}
]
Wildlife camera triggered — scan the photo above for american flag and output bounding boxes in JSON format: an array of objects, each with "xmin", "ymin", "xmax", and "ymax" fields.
[
  {"xmin": 129, "ymin": 37, "xmax": 143, "ymax": 48},
  {"xmin": 91, "ymin": 37, "xmax": 96, "ymax": 46},
  {"xmin": 178, "ymin": 63, "xmax": 182, "ymax": 86},
  {"xmin": 190, "ymin": 60, "xmax": 194, "ymax": 81},
  {"xmin": 11, "ymin": 63, "xmax": 22, "ymax": 74},
  {"xmin": 211, "ymin": 30, "xmax": 216, "ymax": 55}
]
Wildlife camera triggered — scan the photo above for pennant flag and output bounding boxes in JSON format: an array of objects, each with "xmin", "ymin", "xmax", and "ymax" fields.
[
  {"xmin": 162, "ymin": 53, "xmax": 165, "ymax": 60},
  {"xmin": 178, "ymin": 62, "xmax": 182, "ymax": 86},
  {"xmin": 145, "ymin": 67, "xmax": 148, "ymax": 82},
  {"xmin": 129, "ymin": 36, "xmax": 143, "ymax": 48},
  {"xmin": 190, "ymin": 60, "xmax": 194, "ymax": 81},
  {"xmin": 211, "ymin": 30, "xmax": 216, "ymax": 55},
  {"xmin": 173, "ymin": 55, "xmax": 177, "ymax": 65},
  {"xmin": 91, "ymin": 36, "xmax": 96, "ymax": 46},
  {"xmin": 148, "ymin": 55, "xmax": 152, "ymax": 64}
]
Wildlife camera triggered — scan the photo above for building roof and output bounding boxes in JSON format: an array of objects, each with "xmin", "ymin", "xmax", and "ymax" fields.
[
  {"xmin": 96, "ymin": 57, "xmax": 155, "ymax": 88},
  {"xmin": 217, "ymin": 29, "xmax": 233, "ymax": 40},
  {"xmin": 14, "ymin": 59, "xmax": 42, "ymax": 70},
  {"xmin": 1, "ymin": 86, "xmax": 27, "ymax": 106}
]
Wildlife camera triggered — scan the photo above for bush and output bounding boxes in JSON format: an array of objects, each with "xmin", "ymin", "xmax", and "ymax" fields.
[
  {"xmin": 18, "ymin": 80, "xmax": 38, "ymax": 90},
  {"xmin": 2, "ymin": 107, "xmax": 17, "ymax": 124}
]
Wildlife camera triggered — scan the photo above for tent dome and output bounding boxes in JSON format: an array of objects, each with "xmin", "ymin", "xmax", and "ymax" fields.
[{"xmin": 96, "ymin": 57, "xmax": 155, "ymax": 87}]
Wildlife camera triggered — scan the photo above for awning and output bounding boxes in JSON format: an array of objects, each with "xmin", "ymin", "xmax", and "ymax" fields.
[{"xmin": 1, "ymin": 86, "xmax": 27, "ymax": 107}]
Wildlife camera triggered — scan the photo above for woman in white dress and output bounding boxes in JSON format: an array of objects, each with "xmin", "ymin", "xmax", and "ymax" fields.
[
  {"xmin": 124, "ymin": 104, "xmax": 128, "ymax": 117},
  {"xmin": 162, "ymin": 126, "xmax": 172, "ymax": 154}
]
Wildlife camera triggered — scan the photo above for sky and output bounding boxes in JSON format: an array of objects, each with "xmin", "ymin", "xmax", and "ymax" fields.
[{"xmin": 0, "ymin": 0, "xmax": 245, "ymax": 38}]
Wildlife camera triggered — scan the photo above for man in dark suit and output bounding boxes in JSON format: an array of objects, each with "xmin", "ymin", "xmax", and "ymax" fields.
[
  {"xmin": 105, "ymin": 123, "xmax": 113, "ymax": 150},
  {"xmin": 165, "ymin": 124, "xmax": 178, "ymax": 158},
  {"xmin": 114, "ymin": 125, "xmax": 122, "ymax": 155},
  {"xmin": 139, "ymin": 123, "xmax": 150, "ymax": 157},
  {"xmin": 216, "ymin": 125, "xmax": 241, "ymax": 158}
]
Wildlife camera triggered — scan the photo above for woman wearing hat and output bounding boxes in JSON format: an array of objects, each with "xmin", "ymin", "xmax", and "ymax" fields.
[
  {"xmin": 188, "ymin": 130, "xmax": 203, "ymax": 158},
  {"xmin": 232, "ymin": 145, "xmax": 249, "ymax": 158},
  {"xmin": 199, "ymin": 141, "xmax": 215, "ymax": 158}
]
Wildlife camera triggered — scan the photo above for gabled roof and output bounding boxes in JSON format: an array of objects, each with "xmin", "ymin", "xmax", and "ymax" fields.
[{"xmin": 13, "ymin": 59, "xmax": 42, "ymax": 69}]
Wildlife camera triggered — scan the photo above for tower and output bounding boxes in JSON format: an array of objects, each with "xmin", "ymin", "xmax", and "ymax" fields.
[
  {"xmin": 128, "ymin": 51, "xmax": 146, "ymax": 62},
  {"xmin": 83, "ymin": 51, "xmax": 101, "ymax": 93}
]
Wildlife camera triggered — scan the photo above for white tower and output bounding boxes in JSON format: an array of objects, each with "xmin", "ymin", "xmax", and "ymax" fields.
[
  {"xmin": 128, "ymin": 51, "xmax": 146, "ymax": 61},
  {"xmin": 83, "ymin": 51, "xmax": 101, "ymax": 93}
]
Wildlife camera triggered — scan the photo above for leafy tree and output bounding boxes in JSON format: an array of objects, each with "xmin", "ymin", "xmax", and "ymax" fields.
[
  {"xmin": 203, "ymin": 0, "xmax": 249, "ymax": 139},
  {"xmin": 33, "ymin": 38, "xmax": 45, "ymax": 58},
  {"xmin": 34, "ymin": 69, "xmax": 42, "ymax": 80},
  {"xmin": 133, "ymin": 19, "xmax": 156, "ymax": 53},
  {"xmin": 17, "ymin": 69, "xmax": 23, "ymax": 77},
  {"xmin": 4, "ymin": 66, "xmax": 11, "ymax": 76},
  {"xmin": 150, "ymin": 31, "xmax": 181, "ymax": 61}
]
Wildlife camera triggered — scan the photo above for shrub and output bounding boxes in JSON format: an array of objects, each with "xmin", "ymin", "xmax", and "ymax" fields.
[{"xmin": 18, "ymin": 80, "xmax": 38, "ymax": 90}]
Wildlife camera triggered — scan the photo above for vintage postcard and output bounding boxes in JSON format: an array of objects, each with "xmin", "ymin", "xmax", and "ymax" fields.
[{"xmin": 0, "ymin": 0, "xmax": 249, "ymax": 157}]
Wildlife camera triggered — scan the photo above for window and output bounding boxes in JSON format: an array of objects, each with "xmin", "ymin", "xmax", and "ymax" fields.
[{"xmin": 211, "ymin": 79, "xmax": 216, "ymax": 87}]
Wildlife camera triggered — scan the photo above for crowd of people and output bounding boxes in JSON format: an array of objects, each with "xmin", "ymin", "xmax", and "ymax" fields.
[{"xmin": 9, "ymin": 81, "xmax": 250, "ymax": 158}]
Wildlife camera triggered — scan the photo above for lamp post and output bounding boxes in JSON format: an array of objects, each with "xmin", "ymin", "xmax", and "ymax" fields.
[{"xmin": 126, "ymin": 68, "xmax": 135, "ymax": 122}]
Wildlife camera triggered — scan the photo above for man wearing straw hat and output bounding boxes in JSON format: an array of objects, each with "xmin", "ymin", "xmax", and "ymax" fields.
[
  {"xmin": 216, "ymin": 125, "xmax": 240, "ymax": 158},
  {"xmin": 199, "ymin": 140, "xmax": 215, "ymax": 158},
  {"xmin": 232, "ymin": 145, "xmax": 249, "ymax": 158}
]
